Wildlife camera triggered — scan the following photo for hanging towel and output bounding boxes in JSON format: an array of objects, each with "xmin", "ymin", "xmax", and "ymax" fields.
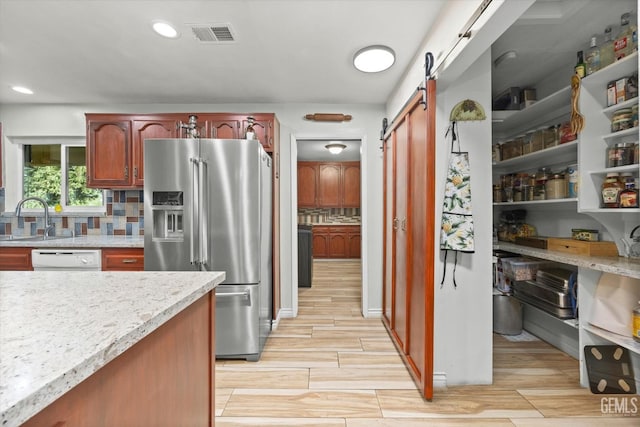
[{"xmin": 440, "ymin": 122, "xmax": 475, "ymax": 287}]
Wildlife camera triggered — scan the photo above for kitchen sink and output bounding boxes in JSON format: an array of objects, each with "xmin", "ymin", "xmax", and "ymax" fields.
[{"xmin": 0, "ymin": 235, "xmax": 73, "ymax": 242}]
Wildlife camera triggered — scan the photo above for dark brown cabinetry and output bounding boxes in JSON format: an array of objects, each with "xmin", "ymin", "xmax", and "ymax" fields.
[
  {"xmin": 312, "ymin": 225, "xmax": 360, "ymax": 259},
  {"xmin": 297, "ymin": 163, "xmax": 319, "ymax": 208},
  {"xmin": 382, "ymin": 83, "xmax": 436, "ymax": 400},
  {"xmin": 0, "ymin": 247, "xmax": 33, "ymax": 270},
  {"xmin": 297, "ymin": 161, "xmax": 360, "ymax": 208},
  {"xmin": 102, "ymin": 248, "xmax": 144, "ymax": 271},
  {"xmin": 86, "ymin": 118, "xmax": 132, "ymax": 188},
  {"xmin": 132, "ymin": 119, "xmax": 179, "ymax": 187}
]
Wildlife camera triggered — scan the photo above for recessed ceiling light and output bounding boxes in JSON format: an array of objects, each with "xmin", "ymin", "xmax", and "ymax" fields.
[
  {"xmin": 11, "ymin": 86, "xmax": 33, "ymax": 95},
  {"xmin": 152, "ymin": 21, "xmax": 179, "ymax": 39},
  {"xmin": 353, "ymin": 45, "xmax": 395, "ymax": 73}
]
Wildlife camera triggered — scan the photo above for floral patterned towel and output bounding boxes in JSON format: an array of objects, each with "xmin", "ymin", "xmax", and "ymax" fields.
[{"xmin": 440, "ymin": 151, "xmax": 474, "ymax": 252}]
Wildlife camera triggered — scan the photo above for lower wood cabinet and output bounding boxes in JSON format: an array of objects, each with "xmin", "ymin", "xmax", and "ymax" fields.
[
  {"xmin": 0, "ymin": 247, "xmax": 33, "ymax": 270},
  {"xmin": 102, "ymin": 248, "xmax": 144, "ymax": 271},
  {"xmin": 312, "ymin": 225, "xmax": 360, "ymax": 259}
]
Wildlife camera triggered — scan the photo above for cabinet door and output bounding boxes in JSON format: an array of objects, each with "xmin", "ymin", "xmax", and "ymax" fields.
[
  {"xmin": 342, "ymin": 163, "xmax": 361, "ymax": 207},
  {"xmin": 0, "ymin": 247, "xmax": 32, "ymax": 270},
  {"xmin": 383, "ymin": 136, "xmax": 394, "ymax": 326},
  {"xmin": 87, "ymin": 120, "xmax": 132, "ymax": 188},
  {"xmin": 132, "ymin": 119, "xmax": 178, "ymax": 187},
  {"xmin": 328, "ymin": 231, "xmax": 348, "ymax": 258},
  {"xmin": 347, "ymin": 231, "xmax": 361, "ymax": 258},
  {"xmin": 243, "ymin": 116, "xmax": 273, "ymax": 152},
  {"xmin": 312, "ymin": 230, "xmax": 329, "ymax": 258},
  {"xmin": 297, "ymin": 162, "xmax": 319, "ymax": 208},
  {"xmin": 209, "ymin": 119, "xmax": 241, "ymax": 139},
  {"xmin": 318, "ymin": 164, "xmax": 341, "ymax": 207},
  {"xmin": 102, "ymin": 248, "xmax": 144, "ymax": 271}
]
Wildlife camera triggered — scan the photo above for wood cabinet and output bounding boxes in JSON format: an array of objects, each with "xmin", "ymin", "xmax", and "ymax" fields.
[
  {"xmin": 102, "ymin": 248, "xmax": 144, "ymax": 271},
  {"xmin": 382, "ymin": 83, "xmax": 436, "ymax": 400},
  {"xmin": 132, "ymin": 119, "xmax": 179, "ymax": 187},
  {"xmin": 207, "ymin": 117, "xmax": 241, "ymax": 139},
  {"xmin": 22, "ymin": 291, "xmax": 215, "ymax": 427},
  {"xmin": 297, "ymin": 161, "xmax": 360, "ymax": 208},
  {"xmin": 312, "ymin": 225, "xmax": 360, "ymax": 259},
  {"xmin": 86, "ymin": 117, "xmax": 132, "ymax": 188},
  {"xmin": 0, "ymin": 247, "xmax": 33, "ymax": 270},
  {"xmin": 297, "ymin": 163, "xmax": 319, "ymax": 207}
]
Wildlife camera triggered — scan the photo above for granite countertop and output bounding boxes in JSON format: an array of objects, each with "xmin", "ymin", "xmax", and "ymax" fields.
[
  {"xmin": 495, "ymin": 242, "xmax": 640, "ymax": 279},
  {"xmin": 0, "ymin": 270, "xmax": 224, "ymax": 427},
  {"xmin": 0, "ymin": 235, "xmax": 144, "ymax": 248}
]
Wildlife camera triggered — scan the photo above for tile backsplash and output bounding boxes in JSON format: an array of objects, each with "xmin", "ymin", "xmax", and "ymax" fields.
[
  {"xmin": 0, "ymin": 189, "xmax": 144, "ymax": 237},
  {"xmin": 298, "ymin": 207, "xmax": 360, "ymax": 224}
]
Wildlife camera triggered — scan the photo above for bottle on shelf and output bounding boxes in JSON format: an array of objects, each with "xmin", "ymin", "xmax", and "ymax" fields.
[
  {"xmin": 601, "ymin": 26, "xmax": 615, "ymax": 68},
  {"xmin": 601, "ymin": 172, "xmax": 624, "ymax": 208},
  {"xmin": 614, "ymin": 12, "xmax": 635, "ymax": 60},
  {"xmin": 633, "ymin": 301, "xmax": 640, "ymax": 343},
  {"xmin": 575, "ymin": 50, "xmax": 586, "ymax": 78},
  {"xmin": 619, "ymin": 173, "xmax": 638, "ymax": 208},
  {"xmin": 585, "ymin": 35, "xmax": 601, "ymax": 76}
]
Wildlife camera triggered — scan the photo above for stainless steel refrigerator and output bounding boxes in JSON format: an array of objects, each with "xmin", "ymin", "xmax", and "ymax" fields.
[{"xmin": 144, "ymin": 138, "xmax": 272, "ymax": 361}]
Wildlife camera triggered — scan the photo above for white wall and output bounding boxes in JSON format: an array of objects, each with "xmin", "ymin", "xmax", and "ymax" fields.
[
  {"xmin": 433, "ymin": 50, "xmax": 493, "ymax": 385},
  {"xmin": 0, "ymin": 102, "xmax": 386, "ymax": 318}
]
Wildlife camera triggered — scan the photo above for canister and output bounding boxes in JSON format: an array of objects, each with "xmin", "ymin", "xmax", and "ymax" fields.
[
  {"xmin": 545, "ymin": 173, "xmax": 566, "ymax": 199},
  {"xmin": 493, "ymin": 185, "xmax": 503, "ymax": 203},
  {"xmin": 611, "ymin": 107, "xmax": 633, "ymax": 132}
]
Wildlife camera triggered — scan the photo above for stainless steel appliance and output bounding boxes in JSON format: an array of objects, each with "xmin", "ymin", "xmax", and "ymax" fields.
[
  {"xmin": 32, "ymin": 249, "xmax": 102, "ymax": 271},
  {"xmin": 144, "ymin": 138, "xmax": 272, "ymax": 361}
]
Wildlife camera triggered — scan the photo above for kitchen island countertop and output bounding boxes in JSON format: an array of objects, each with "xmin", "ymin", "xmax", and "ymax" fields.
[{"xmin": 0, "ymin": 270, "xmax": 224, "ymax": 427}]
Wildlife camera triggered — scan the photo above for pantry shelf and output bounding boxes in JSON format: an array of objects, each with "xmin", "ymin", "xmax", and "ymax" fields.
[
  {"xmin": 583, "ymin": 323, "xmax": 640, "ymax": 356},
  {"xmin": 493, "ymin": 140, "xmax": 578, "ymax": 172},
  {"xmin": 588, "ymin": 164, "xmax": 640, "ymax": 175},
  {"xmin": 602, "ymin": 96, "xmax": 638, "ymax": 116},
  {"xmin": 493, "ymin": 198, "xmax": 578, "ymax": 207},
  {"xmin": 601, "ymin": 126, "xmax": 639, "ymax": 142}
]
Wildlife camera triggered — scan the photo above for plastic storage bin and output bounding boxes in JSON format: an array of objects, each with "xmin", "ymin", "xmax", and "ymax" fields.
[{"xmin": 502, "ymin": 257, "xmax": 545, "ymax": 281}]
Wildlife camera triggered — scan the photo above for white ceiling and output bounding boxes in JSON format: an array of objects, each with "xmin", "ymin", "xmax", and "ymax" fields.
[{"xmin": 0, "ymin": 0, "xmax": 446, "ymax": 105}]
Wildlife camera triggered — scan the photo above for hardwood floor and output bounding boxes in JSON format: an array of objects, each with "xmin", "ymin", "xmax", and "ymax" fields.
[{"xmin": 215, "ymin": 260, "xmax": 638, "ymax": 426}]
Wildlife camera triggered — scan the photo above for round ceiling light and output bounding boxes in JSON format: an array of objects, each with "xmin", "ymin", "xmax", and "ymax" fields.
[
  {"xmin": 353, "ymin": 45, "xmax": 395, "ymax": 73},
  {"xmin": 325, "ymin": 143, "xmax": 347, "ymax": 154},
  {"xmin": 152, "ymin": 21, "xmax": 179, "ymax": 39},
  {"xmin": 11, "ymin": 86, "xmax": 33, "ymax": 95}
]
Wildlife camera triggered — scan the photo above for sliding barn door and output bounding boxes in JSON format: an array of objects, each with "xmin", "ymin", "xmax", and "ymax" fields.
[{"xmin": 382, "ymin": 79, "xmax": 436, "ymax": 400}]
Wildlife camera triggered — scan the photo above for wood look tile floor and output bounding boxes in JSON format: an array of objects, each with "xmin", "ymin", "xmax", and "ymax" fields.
[{"xmin": 215, "ymin": 260, "xmax": 638, "ymax": 426}]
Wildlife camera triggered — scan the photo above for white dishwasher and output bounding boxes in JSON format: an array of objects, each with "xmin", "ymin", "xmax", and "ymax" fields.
[{"xmin": 32, "ymin": 249, "xmax": 102, "ymax": 271}]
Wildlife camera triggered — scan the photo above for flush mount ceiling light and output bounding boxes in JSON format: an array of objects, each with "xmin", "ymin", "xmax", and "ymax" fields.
[
  {"xmin": 325, "ymin": 143, "xmax": 347, "ymax": 154},
  {"xmin": 11, "ymin": 86, "xmax": 33, "ymax": 95},
  {"xmin": 353, "ymin": 45, "xmax": 395, "ymax": 73},
  {"xmin": 494, "ymin": 50, "xmax": 517, "ymax": 68},
  {"xmin": 152, "ymin": 21, "xmax": 180, "ymax": 38}
]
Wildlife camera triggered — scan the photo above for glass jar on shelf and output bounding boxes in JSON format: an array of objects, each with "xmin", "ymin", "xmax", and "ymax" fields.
[
  {"xmin": 545, "ymin": 172, "xmax": 567, "ymax": 199},
  {"xmin": 601, "ymin": 172, "xmax": 624, "ymax": 208},
  {"xmin": 533, "ymin": 167, "xmax": 549, "ymax": 200}
]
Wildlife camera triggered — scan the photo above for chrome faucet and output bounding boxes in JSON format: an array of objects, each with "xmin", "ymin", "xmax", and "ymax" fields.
[{"xmin": 15, "ymin": 197, "xmax": 55, "ymax": 239}]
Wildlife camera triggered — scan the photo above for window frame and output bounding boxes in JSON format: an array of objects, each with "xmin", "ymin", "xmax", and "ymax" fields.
[{"xmin": 5, "ymin": 136, "xmax": 106, "ymax": 215}]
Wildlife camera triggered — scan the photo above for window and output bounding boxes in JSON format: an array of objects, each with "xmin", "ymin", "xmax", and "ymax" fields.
[{"xmin": 20, "ymin": 140, "xmax": 104, "ymax": 211}]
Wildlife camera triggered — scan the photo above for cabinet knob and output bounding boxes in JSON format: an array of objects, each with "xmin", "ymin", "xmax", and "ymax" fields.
[
  {"xmin": 393, "ymin": 218, "xmax": 399, "ymax": 230},
  {"xmin": 124, "ymin": 165, "xmax": 129, "ymax": 178}
]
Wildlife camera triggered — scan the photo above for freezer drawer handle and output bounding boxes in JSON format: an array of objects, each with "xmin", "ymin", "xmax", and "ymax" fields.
[{"xmin": 215, "ymin": 291, "xmax": 250, "ymax": 298}]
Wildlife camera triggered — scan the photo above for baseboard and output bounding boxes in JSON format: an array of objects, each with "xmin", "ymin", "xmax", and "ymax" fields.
[
  {"xmin": 365, "ymin": 308, "xmax": 382, "ymax": 318},
  {"xmin": 433, "ymin": 371, "xmax": 448, "ymax": 389}
]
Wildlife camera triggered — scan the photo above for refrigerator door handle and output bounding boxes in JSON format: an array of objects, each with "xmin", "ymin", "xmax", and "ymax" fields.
[
  {"xmin": 190, "ymin": 157, "xmax": 199, "ymax": 265},
  {"xmin": 199, "ymin": 158, "xmax": 208, "ymax": 266},
  {"xmin": 215, "ymin": 291, "xmax": 250, "ymax": 298}
]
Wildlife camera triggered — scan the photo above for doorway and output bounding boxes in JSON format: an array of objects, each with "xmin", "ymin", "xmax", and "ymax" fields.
[{"xmin": 290, "ymin": 136, "xmax": 365, "ymax": 318}]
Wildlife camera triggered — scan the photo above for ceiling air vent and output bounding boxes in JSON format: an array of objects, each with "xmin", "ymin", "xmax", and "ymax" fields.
[{"xmin": 189, "ymin": 24, "xmax": 236, "ymax": 43}]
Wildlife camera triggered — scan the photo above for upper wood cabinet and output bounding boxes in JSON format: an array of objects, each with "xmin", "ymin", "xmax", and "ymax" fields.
[
  {"xmin": 132, "ymin": 119, "xmax": 179, "ymax": 187},
  {"xmin": 297, "ymin": 163, "xmax": 319, "ymax": 207},
  {"xmin": 86, "ymin": 112, "xmax": 280, "ymax": 189},
  {"xmin": 86, "ymin": 117, "xmax": 132, "ymax": 188},
  {"xmin": 297, "ymin": 161, "xmax": 360, "ymax": 208},
  {"xmin": 318, "ymin": 164, "xmax": 341, "ymax": 207}
]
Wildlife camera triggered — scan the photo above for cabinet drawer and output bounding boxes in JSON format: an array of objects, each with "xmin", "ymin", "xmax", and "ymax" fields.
[
  {"xmin": 0, "ymin": 247, "xmax": 33, "ymax": 271},
  {"xmin": 547, "ymin": 238, "xmax": 618, "ymax": 257},
  {"xmin": 102, "ymin": 248, "xmax": 144, "ymax": 271}
]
